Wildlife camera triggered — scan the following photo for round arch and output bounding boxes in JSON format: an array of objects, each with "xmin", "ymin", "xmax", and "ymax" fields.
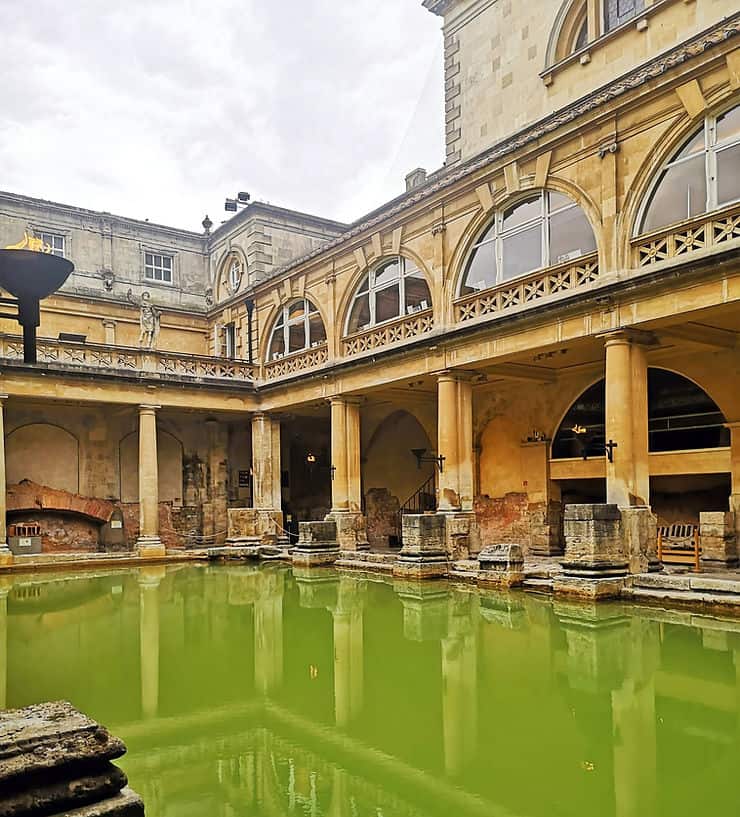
[
  {"xmin": 336, "ymin": 250, "xmax": 436, "ymax": 345},
  {"xmin": 544, "ymin": 0, "xmax": 588, "ymax": 67},
  {"xmin": 7, "ymin": 423, "xmax": 80, "ymax": 494},
  {"xmin": 619, "ymin": 92, "xmax": 739, "ymax": 259},
  {"xmin": 446, "ymin": 180, "xmax": 602, "ymax": 309},
  {"xmin": 551, "ymin": 368, "xmax": 729, "ymax": 459},
  {"xmin": 261, "ymin": 295, "xmax": 329, "ymax": 364}
]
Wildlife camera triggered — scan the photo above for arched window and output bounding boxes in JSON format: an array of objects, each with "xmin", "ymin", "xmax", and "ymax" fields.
[
  {"xmin": 220, "ymin": 252, "xmax": 245, "ymax": 297},
  {"xmin": 346, "ymin": 257, "xmax": 431, "ymax": 335},
  {"xmin": 639, "ymin": 103, "xmax": 740, "ymax": 234},
  {"xmin": 268, "ymin": 299, "xmax": 326, "ymax": 361},
  {"xmin": 552, "ymin": 369, "xmax": 729, "ymax": 459},
  {"xmin": 459, "ymin": 190, "xmax": 596, "ymax": 296},
  {"xmin": 229, "ymin": 258, "xmax": 243, "ymax": 292}
]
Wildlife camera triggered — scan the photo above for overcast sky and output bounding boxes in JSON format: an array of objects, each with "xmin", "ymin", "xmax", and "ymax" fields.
[{"xmin": 0, "ymin": 0, "xmax": 444, "ymax": 232}]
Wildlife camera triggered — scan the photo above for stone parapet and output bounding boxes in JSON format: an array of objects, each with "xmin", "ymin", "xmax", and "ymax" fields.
[
  {"xmin": 699, "ymin": 511, "xmax": 738, "ymax": 570},
  {"xmin": 291, "ymin": 520, "xmax": 340, "ymax": 567},
  {"xmin": 477, "ymin": 543, "xmax": 525, "ymax": 588},
  {"xmin": 394, "ymin": 513, "xmax": 449, "ymax": 579},
  {"xmin": 0, "ymin": 701, "xmax": 144, "ymax": 816}
]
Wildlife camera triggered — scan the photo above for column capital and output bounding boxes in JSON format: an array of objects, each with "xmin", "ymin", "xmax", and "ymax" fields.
[
  {"xmin": 0, "ymin": 394, "xmax": 8, "ymax": 404},
  {"xmin": 435, "ymin": 369, "xmax": 475, "ymax": 384},
  {"xmin": 328, "ymin": 395, "xmax": 363, "ymax": 407},
  {"xmin": 138, "ymin": 404, "xmax": 161, "ymax": 413},
  {"xmin": 101, "ymin": 318, "xmax": 117, "ymax": 326},
  {"xmin": 598, "ymin": 328, "xmax": 656, "ymax": 348}
]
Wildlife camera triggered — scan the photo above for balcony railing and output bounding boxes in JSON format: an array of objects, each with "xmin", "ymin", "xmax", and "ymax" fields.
[
  {"xmin": 0, "ymin": 334, "xmax": 255, "ymax": 382},
  {"xmin": 454, "ymin": 254, "xmax": 599, "ymax": 323},
  {"xmin": 632, "ymin": 203, "xmax": 740, "ymax": 268},
  {"xmin": 342, "ymin": 309, "xmax": 434, "ymax": 357},
  {"xmin": 263, "ymin": 344, "xmax": 329, "ymax": 380}
]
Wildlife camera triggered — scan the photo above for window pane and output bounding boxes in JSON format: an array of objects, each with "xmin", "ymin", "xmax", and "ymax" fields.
[
  {"xmin": 375, "ymin": 284, "xmax": 401, "ymax": 323},
  {"xmin": 288, "ymin": 322, "xmax": 306, "ymax": 353},
  {"xmin": 374, "ymin": 260, "xmax": 401, "ymax": 287},
  {"xmin": 573, "ymin": 19, "xmax": 587, "ymax": 51},
  {"xmin": 309, "ymin": 313, "xmax": 326, "ymax": 345},
  {"xmin": 356, "ymin": 275, "xmax": 369, "ymax": 294},
  {"xmin": 405, "ymin": 275, "xmax": 431, "ymax": 312},
  {"xmin": 641, "ymin": 154, "xmax": 707, "ymax": 232},
  {"xmin": 605, "ymin": 0, "xmax": 643, "ymax": 31},
  {"xmin": 717, "ymin": 142, "xmax": 740, "ymax": 206},
  {"xmin": 501, "ymin": 224, "xmax": 542, "ymax": 280},
  {"xmin": 269, "ymin": 328, "xmax": 285, "ymax": 359},
  {"xmin": 547, "ymin": 191, "xmax": 573, "ymax": 213},
  {"xmin": 473, "ymin": 221, "xmax": 496, "ymax": 247},
  {"xmin": 348, "ymin": 294, "xmax": 370, "ymax": 334},
  {"xmin": 716, "ymin": 105, "xmax": 740, "ymax": 145},
  {"xmin": 461, "ymin": 240, "xmax": 497, "ymax": 295},
  {"xmin": 676, "ymin": 129, "xmax": 706, "ymax": 161},
  {"xmin": 503, "ymin": 197, "xmax": 542, "ymax": 231},
  {"xmin": 289, "ymin": 300, "xmax": 306, "ymax": 320},
  {"xmin": 549, "ymin": 205, "xmax": 596, "ymax": 264}
]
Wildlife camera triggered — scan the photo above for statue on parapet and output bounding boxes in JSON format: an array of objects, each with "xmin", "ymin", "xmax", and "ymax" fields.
[{"xmin": 126, "ymin": 288, "xmax": 160, "ymax": 349}]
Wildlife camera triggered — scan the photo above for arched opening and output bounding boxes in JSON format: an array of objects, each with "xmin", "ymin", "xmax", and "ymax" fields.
[
  {"xmin": 345, "ymin": 256, "xmax": 432, "ymax": 336},
  {"xmin": 458, "ymin": 190, "xmax": 596, "ymax": 296},
  {"xmin": 120, "ymin": 429, "xmax": 184, "ymax": 504},
  {"xmin": 637, "ymin": 102, "xmax": 740, "ymax": 235},
  {"xmin": 551, "ymin": 369, "xmax": 731, "ymax": 522},
  {"xmin": 266, "ymin": 298, "xmax": 327, "ymax": 361},
  {"xmin": 362, "ymin": 410, "xmax": 435, "ymax": 549},
  {"xmin": 7, "ymin": 423, "xmax": 80, "ymax": 493}
]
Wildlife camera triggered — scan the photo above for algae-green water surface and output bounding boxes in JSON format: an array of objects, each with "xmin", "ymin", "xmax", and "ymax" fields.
[{"xmin": 3, "ymin": 564, "xmax": 738, "ymax": 817}]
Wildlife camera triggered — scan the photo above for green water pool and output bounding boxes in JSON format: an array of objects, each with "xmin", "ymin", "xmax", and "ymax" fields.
[{"xmin": 1, "ymin": 564, "xmax": 738, "ymax": 816}]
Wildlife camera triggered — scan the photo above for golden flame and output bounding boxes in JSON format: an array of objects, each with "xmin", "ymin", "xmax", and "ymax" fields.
[{"xmin": 4, "ymin": 231, "xmax": 53, "ymax": 253}]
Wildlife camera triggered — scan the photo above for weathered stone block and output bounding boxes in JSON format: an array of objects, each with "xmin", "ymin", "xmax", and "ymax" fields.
[
  {"xmin": 620, "ymin": 506, "xmax": 659, "ymax": 574},
  {"xmin": 227, "ymin": 508, "xmax": 287, "ymax": 546},
  {"xmin": 700, "ymin": 511, "xmax": 737, "ymax": 569},
  {"xmin": 291, "ymin": 520, "xmax": 339, "ymax": 567},
  {"xmin": 561, "ymin": 504, "xmax": 627, "ymax": 578},
  {"xmin": 325, "ymin": 512, "xmax": 369, "ymax": 551},
  {"xmin": 477, "ymin": 543, "xmax": 525, "ymax": 587},
  {"xmin": 394, "ymin": 513, "xmax": 448, "ymax": 578}
]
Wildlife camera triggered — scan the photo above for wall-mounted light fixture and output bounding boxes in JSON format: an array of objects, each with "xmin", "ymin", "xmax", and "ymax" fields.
[
  {"xmin": 306, "ymin": 452, "xmax": 317, "ymax": 465},
  {"xmin": 411, "ymin": 448, "xmax": 445, "ymax": 473}
]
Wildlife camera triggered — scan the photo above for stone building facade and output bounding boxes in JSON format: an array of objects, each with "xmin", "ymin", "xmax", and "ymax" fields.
[{"xmin": 0, "ymin": 0, "xmax": 738, "ymax": 577}]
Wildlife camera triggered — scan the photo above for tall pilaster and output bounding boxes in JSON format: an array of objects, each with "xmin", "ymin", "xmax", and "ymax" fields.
[
  {"xmin": 437, "ymin": 372, "xmax": 473, "ymax": 512},
  {"xmin": 604, "ymin": 332, "xmax": 650, "ymax": 508},
  {"xmin": 327, "ymin": 397, "xmax": 368, "ymax": 550},
  {"xmin": 0, "ymin": 396, "xmax": 11, "ymax": 566},
  {"xmin": 136, "ymin": 405, "xmax": 165, "ymax": 558}
]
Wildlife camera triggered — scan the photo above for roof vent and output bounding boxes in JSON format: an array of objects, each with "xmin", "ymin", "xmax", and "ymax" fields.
[{"xmin": 405, "ymin": 168, "xmax": 428, "ymax": 192}]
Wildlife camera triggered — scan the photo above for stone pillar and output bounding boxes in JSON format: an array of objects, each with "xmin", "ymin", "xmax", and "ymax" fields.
[
  {"xmin": 254, "ymin": 570, "xmax": 284, "ymax": 695},
  {"xmin": 292, "ymin": 520, "xmax": 340, "ymax": 566},
  {"xmin": 699, "ymin": 511, "xmax": 738, "ymax": 569},
  {"xmin": 604, "ymin": 331, "xmax": 650, "ymax": 508},
  {"xmin": 136, "ymin": 404, "xmax": 165, "ymax": 558},
  {"xmin": 555, "ymin": 504, "xmax": 628, "ymax": 599},
  {"xmin": 331, "ymin": 577, "xmax": 365, "ymax": 728},
  {"xmin": 437, "ymin": 372, "xmax": 473, "ymax": 512},
  {"xmin": 327, "ymin": 397, "xmax": 368, "ymax": 550},
  {"xmin": 394, "ymin": 513, "xmax": 448, "ymax": 578},
  {"xmin": 138, "ymin": 566, "xmax": 164, "ymax": 719},
  {"xmin": 0, "ymin": 396, "xmax": 11, "ymax": 566},
  {"xmin": 227, "ymin": 413, "xmax": 287, "ymax": 545}
]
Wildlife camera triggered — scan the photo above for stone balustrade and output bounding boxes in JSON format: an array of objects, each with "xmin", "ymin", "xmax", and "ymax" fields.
[
  {"xmin": 263, "ymin": 343, "xmax": 328, "ymax": 380},
  {"xmin": 0, "ymin": 334, "xmax": 255, "ymax": 383},
  {"xmin": 632, "ymin": 202, "xmax": 740, "ymax": 268},
  {"xmin": 342, "ymin": 308, "xmax": 434, "ymax": 357}
]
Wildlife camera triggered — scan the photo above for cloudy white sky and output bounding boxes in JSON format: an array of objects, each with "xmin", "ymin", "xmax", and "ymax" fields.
[{"xmin": 0, "ymin": 1, "xmax": 444, "ymax": 231}]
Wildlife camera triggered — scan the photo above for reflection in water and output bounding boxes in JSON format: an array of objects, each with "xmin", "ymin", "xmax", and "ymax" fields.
[{"xmin": 2, "ymin": 564, "xmax": 739, "ymax": 817}]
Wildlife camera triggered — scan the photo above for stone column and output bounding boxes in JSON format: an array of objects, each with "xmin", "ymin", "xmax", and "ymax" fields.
[
  {"xmin": 254, "ymin": 570, "xmax": 284, "ymax": 695},
  {"xmin": 138, "ymin": 566, "xmax": 164, "ymax": 719},
  {"xmin": 604, "ymin": 331, "xmax": 650, "ymax": 508},
  {"xmin": 327, "ymin": 397, "xmax": 368, "ymax": 550},
  {"xmin": 227, "ymin": 413, "xmax": 287, "ymax": 545},
  {"xmin": 437, "ymin": 372, "xmax": 473, "ymax": 511},
  {"xmin": 136, "ymin": 405, "xmax": 165, "ymax": 558},
  {"xmin": 331, "ymin": 577, "xmax": 365, "ymax": 728},
  {"xmin": 0, "ymin": 396, "xmax": 11, "ymax": 566}
]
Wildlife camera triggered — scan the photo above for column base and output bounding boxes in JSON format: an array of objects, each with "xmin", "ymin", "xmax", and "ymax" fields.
[
  {"xmin": 292, "ymin": 520, "xmax": 340, "ymax": 567},
  {"xmin": 226, "ymin": 508, "xmax": 289, "ymax": 547},
  {"xmin": 325, "ymin": 512, "xmax": 369, "ymax": 551},
  {"xmin": 0, "ymin": 545, "xmax": 13, "ymax": 567},
  {"xmin": 136, "ymin": 537, "xmax": 166, "ymax": 559}
]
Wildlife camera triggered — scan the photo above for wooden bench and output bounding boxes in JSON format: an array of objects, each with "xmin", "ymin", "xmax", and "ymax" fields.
[{"xmin": 657, "ymin": 523, "xmax": 701, "ymax": 572}]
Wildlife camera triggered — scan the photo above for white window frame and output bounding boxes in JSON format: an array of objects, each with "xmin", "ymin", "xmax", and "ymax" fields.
[
  {"xmin": 345, "ymin": 256, "xmax": 431, "ymax": 336},
  {"xmin": 268, "ymin": 299, "xmax": 325, "ymax": 361},
  {"xmin": 228, "ymin": 258, "xmax": 243, "ymax": 293},
  {"xmin": 224, "ymin": 322, "xmax": 237, "ymax": 359},
  {"xmin": 636, "ymin": 103, "xmax": 740, "ymax": 235},
  {"xmin": 459, "ymin": 191, "xmax": 594, "ymax": 296},
  {"xmin": 34, "ymin": 231, "xmax": 66, "ymax": 258},
  {"xmin": 144, "ymin": 251, "xmax": 174, "ymax": 284}
]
